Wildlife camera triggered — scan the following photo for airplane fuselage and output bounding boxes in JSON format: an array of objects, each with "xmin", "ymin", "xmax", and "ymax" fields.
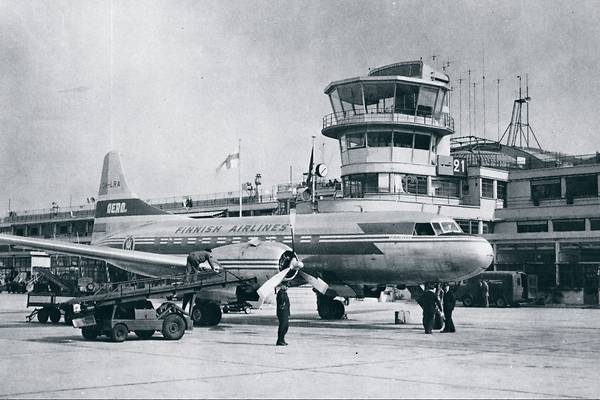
[{"xmin": 93, "ymin": 211, "xmax": 494, "ymax": 287}]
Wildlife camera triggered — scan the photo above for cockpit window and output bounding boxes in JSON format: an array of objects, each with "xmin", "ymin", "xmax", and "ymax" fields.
[
  {"xmin": 440, "ymin": 221, "xmax": 463, "ymax": 233},
  {"xmin": 413, "ymin": 223, "xmax": 436, "ymax": 236},
  {"xmin": 431, "ymin": 223, "xmax": 443, "ymax": 235}
]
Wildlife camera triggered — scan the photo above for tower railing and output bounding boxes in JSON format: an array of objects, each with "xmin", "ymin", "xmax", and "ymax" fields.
[{"xmin": 323, "ymin": 109, "xmax": 454, "ymax": 131}]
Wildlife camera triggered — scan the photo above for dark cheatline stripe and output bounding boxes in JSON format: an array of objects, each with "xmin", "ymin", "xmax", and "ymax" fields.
[
  {"xmin": 95, "ymin": 199, "xmax": 167, "ymax": 218},
  {"xmin": 358, "ymin": 222, "xmax": 414, "ymax": 234}
]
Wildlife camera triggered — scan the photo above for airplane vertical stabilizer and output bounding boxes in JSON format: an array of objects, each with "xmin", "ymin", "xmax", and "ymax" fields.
[{"xmin": 92, "ymin": 152, "xmax": 170, "ymax": 243}]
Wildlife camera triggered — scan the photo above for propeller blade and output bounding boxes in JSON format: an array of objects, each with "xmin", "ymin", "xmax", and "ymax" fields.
[
  {"xmin": 256, "ymin": 267, "xmax": 291, "ymax": 301},
  {"xmin": 299, "ymin": 271, "xmax": 329, "ymax": 295}
]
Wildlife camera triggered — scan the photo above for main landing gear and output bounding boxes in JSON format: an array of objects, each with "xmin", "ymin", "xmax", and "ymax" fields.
[
  {"xmin": 190, "ymin": 300, "xmax": 222, "ymax": 327},
  {"xmin": 316, "ymin": 292, "xmax": 345, "ymax": 320}
]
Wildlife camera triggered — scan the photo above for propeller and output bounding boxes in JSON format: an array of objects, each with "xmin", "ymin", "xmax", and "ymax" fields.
[{"xmin": 255, "ymin": 209, "xmax": 329, "ymax": 303}]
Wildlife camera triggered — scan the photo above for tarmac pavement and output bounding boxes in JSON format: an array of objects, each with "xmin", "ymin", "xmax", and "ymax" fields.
[{"xmin": 0, "ymin": 291, "xmax": 599, "ymax": 399}]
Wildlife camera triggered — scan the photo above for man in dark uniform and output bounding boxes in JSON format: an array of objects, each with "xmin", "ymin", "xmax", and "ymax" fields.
[
  {"xmin": 183, "ymin": 249, "xmax": 218, "ymax": 311},
  {"xmin": 418, "ymin": 283, "xmax": 442, "ymax": 334},
  {"xmin": 276, "ymin": 284, "xmax": 290, "ymax": 346},
  {"xmin": 441, "ymin": 283, "xmax": 456, "ymax": 333}
]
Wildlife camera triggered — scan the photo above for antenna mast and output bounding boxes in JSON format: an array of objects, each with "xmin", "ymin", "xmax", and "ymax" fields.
[{"xmin": 499, "ymin": 75, "xmax": 542, "ymax": 149}]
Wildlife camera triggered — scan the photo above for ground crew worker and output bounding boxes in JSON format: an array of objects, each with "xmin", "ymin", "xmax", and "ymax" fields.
[
  {"xmin": 441, "ymin": 283, "xmax": 456, "ymax": 333},
  {"xmin": 186, "ymin": 249, "xmax": 218, "ymax": 281},
  {"xmin": 418, "ymin": 284, "xmax": 442, "ymax": 334},
  {"xmin": 276, "ymin": 284, "xmax": 290, "ymax": 346},
  {"xmin": 481, "ymin": 280, "xmax": 489, "ymax": 308}
]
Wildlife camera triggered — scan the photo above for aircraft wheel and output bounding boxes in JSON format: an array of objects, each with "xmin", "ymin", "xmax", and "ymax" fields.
[
  {"xmin": 81, "ymin": 326, "xmax": 99, "ymax": 340},
  {"xmin": 191, "ymin": 305, "xmax": 203, "ymax": 326},
  {"xmin": 134, "ymin": 330, "xmax": 155, "ymax": 339},
  {"xmin": 317, "ymin": 299, "xmax": 344, "ymax": 320},
  {"xmin": 49, "ymin": 307, "xmax": 61, "ymax": 324},
  {"xmin": 200, "ymin": 302, "xmax": 222, "ymax": 326},
  {"xmin": 462, "ymin": 295, "xmax": 474, "ymax": 307},
  {"xmin": 223, "ymin": 305, "xmax": 229, "ymax": 314},
  {"xmin": 162, "ymin": 314, "xmax": 185, "ymax": 340},
  {"xmin": 111, "ymin": 323, "xmax": 129, "ymax": 342},
  {"xmin": 37, "ymin": 308, "xmax": 49, "ymax": 323},
  {"xmin": 331, "ymin": 300, "xmax": 345, "ymax": 319},
  {"xmin": 495, "ymin": 296, "xmax": 507, "ymax": 308}
]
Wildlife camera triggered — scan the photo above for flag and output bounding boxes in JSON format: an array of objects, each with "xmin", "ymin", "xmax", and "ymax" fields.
[
  {"xmin": 306, "ymin": 147, "xmax": 314, "ymax": 188},
  {"xmin": 216, "ymin": 148, "xmax": 239, "ymax": 172}
]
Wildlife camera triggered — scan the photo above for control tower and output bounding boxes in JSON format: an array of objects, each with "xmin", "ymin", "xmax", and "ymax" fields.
[{"xmin": 321, "ymin": 61, "xmax": 456, "ymax": 200}]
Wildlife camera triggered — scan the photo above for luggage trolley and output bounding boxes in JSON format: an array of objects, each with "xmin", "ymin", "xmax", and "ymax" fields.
[{"xmin": 67, "ymin": 270, "xmax": 254, "ymax": 342}]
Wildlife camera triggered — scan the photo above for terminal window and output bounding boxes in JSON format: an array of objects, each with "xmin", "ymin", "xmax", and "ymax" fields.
[
  {"xmin": 552, "ymin": 219, "xmax": 586, "ymax": 232},
  {"xmin": 393, "ymin": 132, "xmax": 413, "ymax": 148},
  {"xmin": 346, "ymin": 133, "xmax": 365, "ymax": 149},
  {"xmin": 531, "ymin": 178, "xmax": 561, "ymax": 201},
  {"xmin": 565, "ymin": 174, "xmax": 597, "ymax": 198},
  {"xmin": 481, "ymin": 178, "xmax": 494, "ymax": 198},
  {"xmin": 590, "ymin": 219, "xmax": 600, "ymax": 230},
  {"xmin": 517, "ymin": 221, "xmax": 548, "ymax": 233}
]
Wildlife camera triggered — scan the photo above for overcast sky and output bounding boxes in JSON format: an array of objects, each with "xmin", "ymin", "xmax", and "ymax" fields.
[{"xmin": 1, "ymin": 0, "xmax": 600, "ymax": 213}]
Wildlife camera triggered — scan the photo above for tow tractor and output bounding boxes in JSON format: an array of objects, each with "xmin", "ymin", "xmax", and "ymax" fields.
[{"xmin": 66, "ymin": 270, "xmax": 254, "ymax": 342}]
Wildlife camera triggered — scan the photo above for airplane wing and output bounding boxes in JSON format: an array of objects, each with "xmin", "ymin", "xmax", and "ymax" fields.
[{"xmin": 0, "ymin": 234, "xmax": 187, "ymax": 275}]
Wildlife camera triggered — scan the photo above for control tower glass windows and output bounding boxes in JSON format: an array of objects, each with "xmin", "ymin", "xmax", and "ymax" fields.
[
  {"xmin": 346, "ymin": 133, "xmax": 365, "ymax": 149},
  {"xmin": 394, "ymin": 84, "xmax": 418, "ymax": 115},
  {"xmin": 413, "ymin": 134, "xmax": 430, "ymax": 150},
  {"xmin": 403, "ymin": 175, "xmax": 427, "ymax": 195},
  {"xmin": 417, "ymin": 87, "xmax": 437, "ymax": 117},
  {"xmin": 367, "ymin": 132, "xmax": 392, "ymax": 147},
  {"xmin": 364, "ymin": 84, "xmax": 395, "ymax": 113},
  {"xmin": 393, "ymin": 132, "xmax": 413, "ymax": 148},
  {"xmin": 337, "ymin": 84, "xmax": 365, "ymax": 115}
]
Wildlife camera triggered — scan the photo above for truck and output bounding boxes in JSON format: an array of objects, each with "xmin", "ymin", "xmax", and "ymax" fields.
[
  {"xmin": 72, "ymin": 300, "xmax": 192, "ymax": 342},
  {"xmin": 454, "ymin": 271, "xmax": 530, "ymax": 307}
]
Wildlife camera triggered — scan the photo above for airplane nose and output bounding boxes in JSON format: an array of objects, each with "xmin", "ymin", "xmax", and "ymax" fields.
[{"xmin": 476, "ymin": 238, "xmax": 494, "ymax": 270}]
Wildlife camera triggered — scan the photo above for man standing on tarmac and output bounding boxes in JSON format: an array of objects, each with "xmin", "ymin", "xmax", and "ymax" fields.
[
  {"xmin": 481, "ymin": 280, "xmax": 490, "ymax": 308},
  {"xmin": 276, "ymin": 284, "xmax": 290, "ymax": 346},
  {"xmin": 441, "ymin": 283, "xmax": 456, "ymax": 333},
  {"xmin": 418, "ymin": 283, "xmax": 442, "ymax": 334}
]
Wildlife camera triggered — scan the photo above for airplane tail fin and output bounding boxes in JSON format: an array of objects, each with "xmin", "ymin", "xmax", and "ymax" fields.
[{"xmin": 92, "ymin": 152, "xmax": 168, "ymax": 242}]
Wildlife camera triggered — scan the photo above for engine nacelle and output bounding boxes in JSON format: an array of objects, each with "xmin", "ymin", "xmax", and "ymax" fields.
[{"xmin": 209, "ymin": 241, "xmax": 296, "ymax": 287}]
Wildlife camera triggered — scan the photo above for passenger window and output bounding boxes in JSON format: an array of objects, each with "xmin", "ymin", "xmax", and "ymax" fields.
[{"xmin": 413, "ymin": 223, "xmax": 435, "ymax": 236}]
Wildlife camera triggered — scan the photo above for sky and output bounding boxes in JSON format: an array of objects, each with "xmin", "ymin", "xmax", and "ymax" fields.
[{"xmin": 1, "ymin": 0, "xmax": 600, "ymax": 213}]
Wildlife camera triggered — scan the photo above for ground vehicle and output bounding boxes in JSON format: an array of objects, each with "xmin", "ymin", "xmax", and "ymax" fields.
[
  {"xmin": 454, "ymin": 271, "xmax": 528, "ymax": 307},
  {"xmin": 222, "ymin": 301, "xmax": 253, "ymax": 314},
  {"xmin": 25, "ymin": 268, "xmax": 80, "ymax": 324},
  {"xmin": 72, "ymin": 300, "xmax": 192, "ymax": 342}
]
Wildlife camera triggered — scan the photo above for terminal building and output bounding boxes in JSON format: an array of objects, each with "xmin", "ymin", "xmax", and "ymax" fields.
[{"xmin": 1, "ymin": 60, "xmax": 599, "ymax": 305}]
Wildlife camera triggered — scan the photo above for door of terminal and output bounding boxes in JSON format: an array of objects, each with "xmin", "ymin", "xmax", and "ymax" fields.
[{"xmin": 583, "ymin": 265, "xmax": 600, "ymax": 305}]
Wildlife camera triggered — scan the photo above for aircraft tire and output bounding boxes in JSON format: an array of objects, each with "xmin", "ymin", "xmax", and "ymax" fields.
[
  {"xmin": 200, "ymin": 302, "xmax": 222, "ymax": 326},
  {"xmin": 317, "ymin": 299, "xmax": 345, "ymax": 320},
  {"xmin": 162, "ymin": 314, "xmax": 185, "ymax": 340},
  {"xmin": 191, "ymin": 305, "xmax": 203, "ymax": 326},
  {"xmin": 37, "ymin": 308, "xmax": 49, "ymax": 324},
  {"xmin": 81, "ymin": 326, "xmax": 99, "ymax": 340},
  {"xmin": 111, "ymin": 323, "xmax": 129, "ymax": 342},
  {"xmin": 49, "ymin": 307, "xmax": 61, "ymax": 324}
]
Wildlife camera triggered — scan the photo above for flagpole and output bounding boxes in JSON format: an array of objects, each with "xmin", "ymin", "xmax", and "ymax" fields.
[
  {"xmin": 311, "ymin": 135, "xmax": 316, "ymax": 213},
  {"xmin": 238, "ymin": 138, "xmax": 242, "ymax": 217}
]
